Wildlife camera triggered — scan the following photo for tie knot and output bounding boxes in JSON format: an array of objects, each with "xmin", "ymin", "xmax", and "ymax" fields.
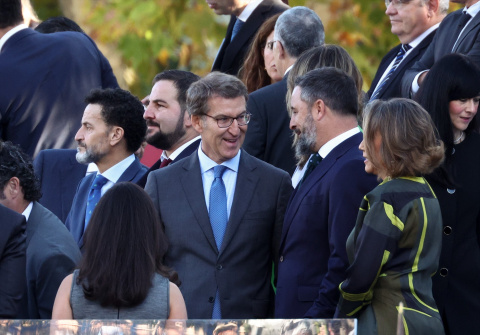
[
  {"xmin": 91, "ymin": 174, "xmax": 108, "ymax": 190},
  {"xmin": 309, "ymin": 153, "xmax": 322, "ymax": 167},
  {"xmin": 213, "ymin": 165, "xmax": 228, "ymax": 179},
  {"xmin": 401, "ymin": 44, "xmax": 411, "ymax": 53}
]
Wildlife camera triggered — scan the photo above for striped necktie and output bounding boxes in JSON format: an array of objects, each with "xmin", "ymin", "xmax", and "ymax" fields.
[{"xmin": 370, "ymin": 44, "xmax": 411, "ymax": 101}]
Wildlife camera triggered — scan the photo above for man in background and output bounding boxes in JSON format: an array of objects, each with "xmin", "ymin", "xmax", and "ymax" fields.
[{"xmin": 209, "ymin": 0, "xmax": 289, "ymax": 76}]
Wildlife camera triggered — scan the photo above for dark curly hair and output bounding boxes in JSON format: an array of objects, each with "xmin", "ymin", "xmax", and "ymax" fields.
[
  {"xmin": 85, "ymin": 88, "xmax": 147, "ymax": 153},
  {"xmin": 0, "ymin": 141, "xmax": 42, "ymax": 201},
  {"xmin": 0, "ymin": 0, "xmax": 23, "ymax": 29}
]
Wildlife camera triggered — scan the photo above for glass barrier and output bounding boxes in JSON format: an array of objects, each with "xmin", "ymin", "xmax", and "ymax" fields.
[{"xmin": 0, "ymin": 319, "xmax": 357, "ymax": 335}]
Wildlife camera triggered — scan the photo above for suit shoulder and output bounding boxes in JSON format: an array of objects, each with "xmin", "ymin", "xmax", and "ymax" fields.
[
  {"xmin": 242, "ymin": 151, "xmax": 290, "ymax": 179},
  {"xmin": 249, "ymin": 79, "xmax": 286, "ymax": 99}
]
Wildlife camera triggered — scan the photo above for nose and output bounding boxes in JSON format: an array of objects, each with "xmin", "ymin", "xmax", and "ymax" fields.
[
  {"xmin": 359, "ymin": 139, "xmax": 365, "ymax": 152},
  {"xmin": 228, "ymin": 118, "xmax": 241, "ymax": 134},
  {"xmin": 75, "ymin": 127, "xmax": 83, "ymax": 142},
  {"xmin": 466, "ymin": 99, "xmax": 477, "ymax": 113},
  {"xmin": 289, "ymin": 114, "xmax": 296, "ymax": 130},
  {"xmin": 143, "ymin": 105, "xmax": 155, "ymax": 120},
  {"xmin": 385, "ymin": 2, "xmax": 396, "ymax": 15}
]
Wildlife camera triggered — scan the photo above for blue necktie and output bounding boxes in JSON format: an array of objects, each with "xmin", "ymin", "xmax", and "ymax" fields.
[
  {"xmin": 84, "ymin": 174, "xmax": 108, "ymax": 230},
  {"xmin": 231, "ymin": 18, "xmax": 244, "ymax": 42},
  {"xmin": 209, "ymin": 165, "xmax": 228, "ymax": 319},
  {"xmin": 370, "ymin": 44, "xmax": 411, "ymax": 101},
  {"xmin": 298, "ymin": 153, "xmax": 322, "ymax": 188}
]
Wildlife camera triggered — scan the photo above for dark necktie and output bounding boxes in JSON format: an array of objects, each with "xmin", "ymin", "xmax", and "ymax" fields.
[
  {"xmin": 451, "ymin": 12, "xmax": 472, "ymax": 51},
  {"xmin": 159, "ymin": 158, "xmax": 172, "ymax": 168},
  {"xmin": 231, "ymin": 18, "xmax": 244, "ymax": 42},
  {"xmin": 298, "ymin": 153, "xmax": 322, "ymax": 188},
  {"xmin": 84, "ymin": 174, "xmax": 109, "ymax": 230},
  {"xmin": 370, "ymin": 44, "xmax": 411, "ymax": 101},
  {"xmin": 209, "ymin": 165, "xmax": 228, "ymax": 319}
]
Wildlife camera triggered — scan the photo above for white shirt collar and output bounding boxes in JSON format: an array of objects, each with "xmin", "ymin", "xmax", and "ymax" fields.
[
  {"xmin": 237, "ymin": 0, "xmax": 263, "ymax": 22},
  {"xmin": 465, "ymin": 1, "xmax": 480, "ymax": 16},
  {"xmin": 161, "ymin": 136, "xmax": 201, "ymax": 161},
  {"xmin": 22, "ymin": 202, "xmax": 34, "ymax": 221},
  {"xmin": 319, "ymin": 127, "xmax": 360, "ymax": 159},
  {"xmin": 284, "ymin": 64, "xmax": 294, "ymax": 77},
  {"xmin": 0, "ymin": 24, "xmax": 28, "ymax": 52},
  {"xmin": 100, "ymin": 154, "xmax": 135, "ymax": 183},
  {"xmin": 197, "ymin": 143, "xmax": 241, "ymax": 174},
  {"xmin": 408, "ymin": 23, "xmax": 439, "ymax": 49}
]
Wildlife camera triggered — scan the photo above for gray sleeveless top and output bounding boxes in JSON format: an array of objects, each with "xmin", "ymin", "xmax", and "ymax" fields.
[{"xmin": 70, "ymin": 269, "xmax": 169, "ymax": 319}]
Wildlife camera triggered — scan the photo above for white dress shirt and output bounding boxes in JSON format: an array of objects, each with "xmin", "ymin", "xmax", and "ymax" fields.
[
  {"xmin": 97, "ymin": 154, "xmax": 136, "ymax": 196},
  {"xmin": 0, "ymin": 24, "xmax": 27, "ymax": 52}
]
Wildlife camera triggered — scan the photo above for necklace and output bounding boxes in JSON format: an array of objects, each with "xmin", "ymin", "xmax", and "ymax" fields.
[{"xmin": 453, "ymin": 131, "xmax": 465, "ymax": 144}]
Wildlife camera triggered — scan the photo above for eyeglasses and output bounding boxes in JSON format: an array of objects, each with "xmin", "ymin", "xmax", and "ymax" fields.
[
  {"xmin": 204, "ymin": 112, "xmax": 251, "ymax": 128},
  {"xmin": 385, "ymin": 0, "xmax": 412, "ymax": 7},
  {"xmin": 265, "ymin": 40, "xmax": 276, "ymax": 50}
]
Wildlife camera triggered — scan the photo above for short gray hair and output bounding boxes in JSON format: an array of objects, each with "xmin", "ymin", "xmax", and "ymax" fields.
[
  {"xmin": 186, "ymin": 72, "xmax": 248, "ymax": 116},
  {"xmin": 274, "ymin": 6, "xmax": 325, "ymax": 58},
  {"xmin": 437, "ymin": 0, "xmax": 449, "ymax": 15}
]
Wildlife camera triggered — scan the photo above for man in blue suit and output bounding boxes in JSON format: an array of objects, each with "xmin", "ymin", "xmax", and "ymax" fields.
[
  {"xmin": 66, "ymin": 88, "xmax": 148, "ymax": 250},
  {"xmin": 0, "ymin": 0, "xmax": 118, "ymax": 158},
  {"xmin": 34, "ymin": 149, "xmax": 88, "ymax": 223},
  {"xmin": 275, "ymin": 68, "xmax": 378, "ymax": 318}
]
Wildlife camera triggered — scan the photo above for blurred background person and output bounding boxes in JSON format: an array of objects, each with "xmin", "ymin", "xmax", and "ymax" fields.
[
  {"xmin": 0, "ymin": 141, "xmax": 81, "ymax": 319},
  {"xmin": 416, "ymin": 53, "xmax": 480, "ymax": 335},
  {"xmin": 209, "ymin": 0, "xmax": 289, "ymax": 76},
  {"xmin": 239, "ymin": 13, "xmax": 282, "ymax": 93},
  {"xmin": 21, "ymin": 0, "xmax": 40, "ymax": 28},
  {"xmin": 52, "ymin": 182, "xmax": 187, "ymax": 319},
  {"xmin": 284, "ymin": 45, "xmax": 364, "ymax": 187},
  {"xmin": 336, "ymin": 98, "xmax": 445, "ymax": 334}
]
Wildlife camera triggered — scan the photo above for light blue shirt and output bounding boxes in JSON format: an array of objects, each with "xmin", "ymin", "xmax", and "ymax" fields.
[
  {"xmin": 97, "ymin": 154, "xmax": 136, "ymax": 196},
  {"xmin": 197, "ymin": 144, "xmax": 240, "ymax": 219}
]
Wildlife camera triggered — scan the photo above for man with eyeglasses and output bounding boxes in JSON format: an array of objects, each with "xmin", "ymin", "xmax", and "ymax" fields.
[
  {"xmin": 368, "ymin": 0, "xmax": 447, "ymax": 101},
  {"xmin": 243, "ymin": 7, "xmax": 325, "ymax": 176},
  {"xmin": 145, "ymin": 72, "xmax": 292, "ymax": 319},
  {"xmin": 402, "ymin": 0, "xmax": 480, "ymax": 97},
  {"xmin": 209, "ymin": 0, "xmax": 289, "ymax": 76}
]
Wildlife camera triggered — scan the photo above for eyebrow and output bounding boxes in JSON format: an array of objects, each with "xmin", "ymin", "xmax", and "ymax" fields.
[{"xmin": 151, "ymin": 98, "xmax": 168, "ymax": 105}]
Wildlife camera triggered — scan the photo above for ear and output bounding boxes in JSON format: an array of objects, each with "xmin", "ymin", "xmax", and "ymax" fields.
[
  {"xmin": 109, "ymin": 126, "xmax": 124, "ymax": 146},
  {"xmin": 184, "ymin": 111, "xmax": 193, "ymax": 128},
  {"xmin": 277, "ymin": 40, "xmax": 286, "ymax": 59},
  {"xmin": 426, "ymin": 0, "xmax": 438, "ymax": 17},
  {"xmin": 191, "ymin": 114, "xmax": 204, "ymax": 134},
  {"xmin": 311, "ymin": 99, "xmax": 326, "ymax": 121},
  {"xmin": 4, "ymin": 177, "xmax": 22, "ymax": 200}
]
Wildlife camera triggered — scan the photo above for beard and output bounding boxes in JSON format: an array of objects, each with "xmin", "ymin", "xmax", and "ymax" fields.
[
  {"xmin": 294, "ymin": 112, "xmax": 317, "ymax": 160},
  {"xmin": 146, "ymin": 114, "xmax": 186, "ymax": 150},
  {"xmin": 76, "ymin": 143, "xmax": 107, "ymax": 164}
]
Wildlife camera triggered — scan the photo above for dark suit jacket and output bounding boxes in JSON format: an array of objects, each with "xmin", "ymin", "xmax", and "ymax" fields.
[
  {"xmin": 18, "ymin": 202, "xmax": 81, "ymax": 319},
  {"xmin": 66, "ymin": 157, "xmax": 147, "ymax": 250},
  {"xmin": 145, "ymin": 149, "xmax": 292, "ymax": 318},
  {"xmin": 0, "ymin": 28, "xmax": 118, "ymax": 158},
  {"xmin": 275, "ymin": 133, "xmax": 378, "ymax": 318},
  {"xmin": 402, "ymin": 9, "xmax": 480, "ymax": 96},
  {"xmin": 0, "ymin": 204, "xmax": 26, "ymax": 318},
  {"xmin": 34, "ymin": 149, "xmax": 88, "ymax": 223},
  {"xmin": 136, "ymin": 139, "xmax": 201, "ymax": 188},
  {"xmin": 367, "ymin": 29, "xmax": 436, "ymax": 100},
  {"xmin": 243, "ymin": 75, "xmax": 296, "ymax": 175},
  {"xmin": 211, "ymin": 0, "xmax": 289, "ymax": 76}
]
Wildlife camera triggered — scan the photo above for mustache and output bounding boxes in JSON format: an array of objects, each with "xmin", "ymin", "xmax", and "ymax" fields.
[
  {"xmin": 77, "ymin": 142, "xmax": 86, "ymax": 148},
  {"xmin": 146, "ymin": 120, "xmax": 160, "ymax": 128}
]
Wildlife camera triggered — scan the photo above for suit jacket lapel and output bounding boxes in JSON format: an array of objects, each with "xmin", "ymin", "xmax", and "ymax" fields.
[
  {"xmin": 453, "ymin": 11, "xmax": 480, "ymax": 52},
  {"xmin": 117, "ymin": 157, "xmax": 142, "ymax": 182},
  {"xmin": 280, "ymin": 133, "xmax": 363, "ymax": 249},
  {"xmin": 222, "ymin": 2, "xmax": 272, "ymax": 71},
  {"xmin": 219, "ymin": 151, "xmax": 258, "ymax": 255},
  {"xmin": 180, "ymin": 153, "xmax": 218, "ymax": 253}
]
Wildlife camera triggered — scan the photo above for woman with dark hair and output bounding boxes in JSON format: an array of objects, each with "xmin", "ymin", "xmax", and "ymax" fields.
[
  {"xmin": 239, "ymin": 13, "xmax": 282, "ymax": 93},
  {"xmin": 416, "ymin": 53, "xmax": 480, "ymax": 335},
  {"xmin": 336, "ymin": 99, "xmax": 445, "ymax": 334},
  {"xmin": 52, "ymin": 182, "xmax": 187, "ymax": 319}
]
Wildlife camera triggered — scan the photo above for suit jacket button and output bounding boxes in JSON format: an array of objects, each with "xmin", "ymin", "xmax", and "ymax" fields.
[
  {"xmin": 208, "ymin": 297, "xmax": 215, "ymax": 303},
  {"xmin": 447, "ymin": 188, "xmax": 456, "ymax": 194},
  {"xmin": 216, "ymin": 265, "xmax": 223, "ymax": 270},
  {"xmin": 443, "ymin": 226, "xmax": 452, "ymax": 235},
  {"xmin": 440, "ymin": 268, "xmax": 448, "ymax": 277},
  {"xmin": 279, "ymin": 256, "xmax": 284, "ymax": 262}
]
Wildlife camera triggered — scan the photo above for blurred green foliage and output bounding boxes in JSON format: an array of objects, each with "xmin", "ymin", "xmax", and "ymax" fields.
[{"xmin": 33, "ymin": 0, "xmax": 463, "ymax": 95}]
